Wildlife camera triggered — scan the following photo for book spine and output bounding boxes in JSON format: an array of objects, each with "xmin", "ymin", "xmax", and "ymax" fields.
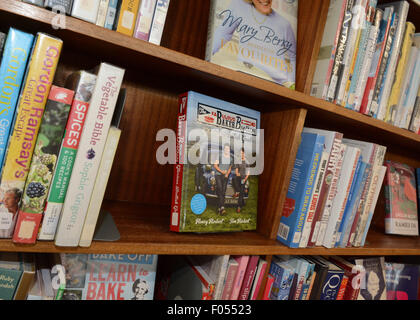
[
  {"xmin": 221, "ymin": 262, "xmax": 239, "ymax": 300},
  {"xmin": 319, "ymin": 270, "xmax": 344, "ymax": 300},
  {"xmin": 96, "ymin": 0, "xmax": 110, "ymax": 27},
  {"xmin": 116, "ymin": 0, "xmax": 141, "ymax": 36},
  {"xmin": 230, "ymin": 256, "xmax": 250, "ymax": 300},
  {"xmin": 345, "ymin": 1, "xmax": 376, "ymax": 110},
  {"xmin": 377, "ymin": 1, "xmax": 410, "ymax": 121},
  {"xmin": 0, "ymin": 29, "xmax": 34, "ymax": 172},
  {"xmin": 359, "ymin": 165, "xmax": 387, "ymax": 246},
  {"xmin": 293, "ymin": 259, "xmax": 309, "ymax": 300},
  {"xmin": 238, "ymin": 255, "xmax": 259, "ymax": 300},
  {"xmin": 408, "ymin": 87, "xmax": 420, "ymax": 133},
  {"xmin": 0, "ymin": 33, "xmax": 62, "ymax": 239},
  {"xmin": 335, "ymin": 275, "xmax": 349, "ymax": 300},
  {"xmin": 38, "ymin": 71, "xmax": 96, "ymax": 241},
  {"xmin": 402, "ymin": 52, "xmax": 420, "ymax": 129},
  {"xmin": 321, "ymin": 0, "xmax": 349, "ymax": 100},
  {"xmin": 277, "ymin": 134, "xmax": 324, "ymax": 248},
  {"xmin": 148, "ymin": 0, "xmax": 171, "ymax": 45},
  {"xmin": 326, "ymin": 0, "xmax": 355, "ymax": 102},
  {"xmin": 360, "ymin": 7, "xmax": 392, "ymax": 115},
  {"xmin": 78, "ymin": 126, "xmax": 121, "ymax": 247},
  {"xmin": 205, "ymin": 0, "xmax": 217, "ymax": 62},
  {"xmin": 354, "ymin": 8, "xmax": 382, "ymax": 112},
  {"xmin": 12, "ymin": 86, "xmax": 74, "ymax": 244},
  {"xmin": 299, "ymin": 150, "xmax": 328, "ymax": 248},
  {"xmin": 315, "ymin": 143, "xmax": 346, "ymax": 246},
  {"xmin": 250, "ymin": 260, "xmax": 267, "ymax": 300},
  {"xmin": 268, "ymin": 260, "xmax": 285, "ymax": 300},
  {"xmin": 385, "ymin": 22, "xmax": 415, "ymax": 124},
  {"xmin": 370, "ymin": 10, "xmax": 397, "ymax": 119},
  {"xmin": 335, "ymin": 0, "xmax": 367, "ymax": 106},
  {"xmin": 308, "ymin": 134, "xmax": 343, "ymax": 247},
  {"xmin": 213, "ymin": 255, "xmax": 230, "ymax": 300},
  {"xmin": 170, "ymin": 93, "xmax": 188, "ymax": 232},
  {"xmin": 104, "ymin": 0, "xmax": 120, "ymax": 30},
  {"xmin": 353, "ymin": 145, "xmax": 386, "ymax": 246},
  {"xmin": 262, "ymin": 274, "xmax": 275, "ymax": 300},
  {"xmin": 71, "ymin": 0, "xmax": 101, "ymax": 24},
  {"xmin": 133, "ymin": 0, "xmax": 157, "ymax": 41},
  {"xmin": 323, "ymin": 147, "xmax": 361, "ymax": 248},
  {"xmin": 54, "ymin": 63, "xmax": 125, "ymax": 247}
]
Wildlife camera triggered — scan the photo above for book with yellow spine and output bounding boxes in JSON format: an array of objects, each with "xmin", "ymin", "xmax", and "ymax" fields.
[
  {"xmin": 0, "ymin": 33, "xmax": 62, "ymax": 239},
  {"xmin": 385, "ymin": 22, "xmax": 415, "ymax": 124},
  {"xmin": 116, "ymin": 0, "xmax": 141, "ymax": 36}
]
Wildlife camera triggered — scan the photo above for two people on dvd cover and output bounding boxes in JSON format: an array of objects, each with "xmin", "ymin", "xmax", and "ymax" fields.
[{"xmin": 211, "ymin": 0, "xmax": 297, "ymax": 88}]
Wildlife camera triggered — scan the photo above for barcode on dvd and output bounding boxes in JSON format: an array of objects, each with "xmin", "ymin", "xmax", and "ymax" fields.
[{"xmin": 278, "ymin": 223, "xmax": 289, "ymax": 240}]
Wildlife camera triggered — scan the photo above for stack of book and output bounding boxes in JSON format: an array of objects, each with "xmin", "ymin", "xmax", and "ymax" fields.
[
  {"xmin": 155, "ymin": 255, "xmax": 268, "ymax": 300},
  {"xmin": 311, "ymin": 0, "xmax": 420, "ymax": 134},
  {"xmin": 266, "ymin": 255, "xmax": 420, "ymax": 300},
  {"xmin": 22, "ymin": 0, "xmax": 171, "ymax": 46},
  {"xmin": 277, "ymin": 127, "xmax": 387, "ymax": 249},
  {"xmin": 0, "ymin": 27, "xmax": 126, "ymax": 247}
]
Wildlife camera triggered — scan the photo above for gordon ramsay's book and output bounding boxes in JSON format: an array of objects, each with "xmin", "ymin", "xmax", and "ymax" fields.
[
  {"xmin": 205, "ymin": 0, "xmax": 298, "ymax": 89},
  {"xmin": 170, "ymin": 91, "xmax": 261, "ymax": 233}
]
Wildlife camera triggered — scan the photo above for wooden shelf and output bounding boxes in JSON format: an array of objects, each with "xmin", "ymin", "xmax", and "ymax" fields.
[{"xmin": 0, "ymin": 201, "xmax": 418, "ymax": 256}]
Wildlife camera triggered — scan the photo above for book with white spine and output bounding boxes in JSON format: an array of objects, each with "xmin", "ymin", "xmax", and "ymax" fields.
[
  {"xmin": 95, "ymin": 0, "xmax": 110, "ymax": 27},
  {"xmin": 71, "ymin": 0, "xmax": 101, "ymax": 24},
  {"xmin": 148, "ymin": 0, "xmax": 171, "ymax": 45},
  {"xmin": 54, "ymin": 63, "xmax": 125, "ymax": 247}
]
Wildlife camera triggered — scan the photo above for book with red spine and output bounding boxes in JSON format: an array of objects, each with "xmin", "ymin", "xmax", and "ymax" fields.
[
  {"xmin": 238, "ymin": 255, "xmax": 259, "ymax": 300},
  {"xmin": 229, "ymin": 255, "xmax": 250, "ymax": 300},
  {"xmin": 327, "ymin": 256, "xmax": 362, "ymax": 300},
  {"xmin": 249, "ymin": 259, "xmax": 268, "ymax": 300},
  {"xmin": 262, "ymin": 274, "xmax": 275, "ymax": 300}
]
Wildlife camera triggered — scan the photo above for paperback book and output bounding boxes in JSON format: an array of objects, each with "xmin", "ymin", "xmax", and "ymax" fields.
[
  {"xmin": 205, "ymin": 0, "xmax": 298, "ymax": 89},
  {"xmin": 170, "ymin": 91, "xmax": 261, "ymax": 233}
]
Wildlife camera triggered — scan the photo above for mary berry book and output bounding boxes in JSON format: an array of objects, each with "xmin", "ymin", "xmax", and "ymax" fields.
[{"xmin": 170, "ymin": 91, "xmax": 261, "ymax": 233}]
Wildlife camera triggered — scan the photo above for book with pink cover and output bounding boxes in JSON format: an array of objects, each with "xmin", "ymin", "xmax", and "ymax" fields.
[{"xmin": 229, "ymin": 255, "xmax": 250, "ymax": 300}]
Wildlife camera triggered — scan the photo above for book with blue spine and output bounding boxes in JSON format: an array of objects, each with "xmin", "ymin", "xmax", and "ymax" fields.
[
  {"xmin": 0, "ymin": 28, "xmax": 34, "ymax": 172},
  {"xmin": 336, "ymin": 160, "xmax": 368, "ymax": 247},
  {"xmin": 277, "ymin": 132, "xmax": 324, "ymax": 248},
  {"xmin": 104, "ymin": 0, "xmax": 121, "ymax": 30},
  {"xmin": 269, "ymin": 257, "xmax": 294, "ymax": 300},
  {"xmin": 317, "ymin": 257, "xmax": 345, "ymax": 300}
]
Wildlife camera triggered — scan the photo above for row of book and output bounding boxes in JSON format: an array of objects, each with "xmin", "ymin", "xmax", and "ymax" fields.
[
  {"xmin": 277, "ymin": 128, "xmax": 388, "ymax": 249},
  {"xmin": 155, "ymin": 255, "xmax": 268, "ymax": 300},
  {"xmin": 0, "ymin": 27, "xmax": 126, "ymax": 247},
  {"xmin": 22, "ymin": 0, "xmax": 171, "ymax": 46},
  {"xmin": 267, "ymin": 255, "xmax": 420, "ymax": 300},
  {"xmin": 311, "ymin": 0, "xmax": 420, "ymax": 134},
  {"xmin": 0, "ymin": 252, "xmax": 158, "ymax": 300}
]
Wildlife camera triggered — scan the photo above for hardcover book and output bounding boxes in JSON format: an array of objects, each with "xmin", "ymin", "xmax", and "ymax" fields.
[
  {"xmin": 59, "ymin": 254, "xmax": 158, "ymax": 300},
  {"xmin": 205, "ymin": 0, "xmax": 298, "ymax": 89},
  {"xmin": 12, "ymin": 86, "xmax": 75, "ymax": 244},
  {"xmin": 249, "ymin": 258, "xmax": 267, "ymax": 300},
  {"xmin": 384, "ymin": 161, "xmax": 419, "ymax": 236},
  {"xmin": 133, "ymin": 0, "xmax": 157, "ymax": 41},
  {"xmin": 170, "ymin": 91, "xmax": 261, "ymax": 233},
  {"xmin": 148, "ymin": 0, "xmax": 171, "ymax": 45},
  {"xmin": 38, "ymin": 71, "xmax": 97, "ymax": 241},
  {"xmin": 229, "ymin": 255, "xmax": 249, "ymax": 300},
  {"xmin": 277, "ymin": 132, "xmax": 324, "ymax": 248},
  {"xmin": 0, "ymin": 33, "xmax": 62, "ymax": 239},
  {"xmin": 0, "ymin": 28, "xmax": 35, "ymax": 172},
  {"xmin": 355, "ymin": 256, "xmax": 387, "ymax": 300},
  {"xmin": 385, "ymin": 262, "xmax": 420, "ymax": 300},
  {"xmin": 316, "ymin": 256, "xmax": 345, "ymax": 300},
  {"xmin": 116, "ymin": 0, "xmax": 141, "ymax": 36},
  {"xmin": 71, "ymin": 0, "xmax": 101, "ymax": 23},
  {"xmin": 269, "ymin": 256, "xmax": 294, "ymax": 300},
  {"xmin": 55, "ymin": 63, "xmax": 125, "ymax": 247}
]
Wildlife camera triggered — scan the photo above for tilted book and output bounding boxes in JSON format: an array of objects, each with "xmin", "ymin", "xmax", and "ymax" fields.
[
  {"xmin": 384, "ymin": 161, "xmax": 419, "ymax": 236},
  {"xmin": 277, "ymin": 132, "xmax": 324, "ymax": 248},
  {"xmin": 206, "ymin": 0, "xmax": 297, "ymax": 89},
  {"xmin": 133, "ymin": 0, "xmax": 157, "ymax": 41},
  {"xmin": 12, "ymin": 86, "xmax": 74, "ymax": 244},
  {"xmin": 148, "ymin": 0, "xmax": 171, "ymax": 45},
  {"xmin": 170, "ymin": 91, "xmax": 261, "ymax": 233},
  {"xmin": 0, "ymin": 33, "xmax": 62, "ymax": 239},
  {"xmin": 0, "ymin": 28, "xmax": 35, "ymax": 172},
  {"xmin": 116, "ymin": 0, "xmax": 141, "ymax": 36},
  {"xmin": 71, "ymin": 0, "xmax": 101, "ymax": 23},
  {"xmin": 38, "ymin": 71, "xmax": 97, "ymax": 241},
  {"xmin": 310, "ymin": 0, "xmax": 348, "ymax": 100},
  {"xmin": 355, "ymin": 256, "xmax": 387, "ymax": 300},
  {"xmin": 55, "ymin": 63, "xmax": 125, "ymax": 247}
]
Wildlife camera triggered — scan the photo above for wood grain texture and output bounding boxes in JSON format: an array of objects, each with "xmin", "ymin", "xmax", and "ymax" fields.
[{"xmin": 296, "ymin": 0, "xmax": 330, "ymax": 94}]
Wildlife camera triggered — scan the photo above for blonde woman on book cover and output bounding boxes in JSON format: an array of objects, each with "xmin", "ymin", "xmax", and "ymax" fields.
[
  {"xmin": 211, "ymin": 0, "xmax": 297, "ymax": 88},
  {"xmin": 0, "ymin": 188, "xmax": 22, "ymax": 238}
]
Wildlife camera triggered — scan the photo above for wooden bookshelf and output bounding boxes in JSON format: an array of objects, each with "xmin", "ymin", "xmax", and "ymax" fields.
[{"xmin": 0, "ymin": 0, "xmax": 418, "ymax": 258}]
